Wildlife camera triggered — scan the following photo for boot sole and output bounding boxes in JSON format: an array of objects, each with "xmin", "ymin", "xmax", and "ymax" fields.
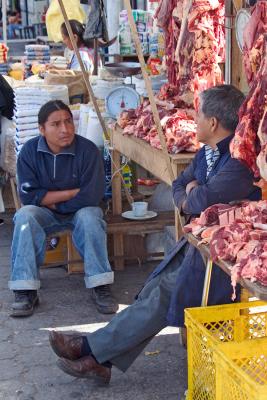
[
  {"xmin": 10, "ymin": 297, "xmax": 39, "ymax": 317},
  {"xmin": 56, "ymin": 358, "xmax": 111, "ymax": 384}
]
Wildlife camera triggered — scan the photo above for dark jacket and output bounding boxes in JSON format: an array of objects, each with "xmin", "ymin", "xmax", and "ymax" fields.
[
  {"xmin": 0, "ymin": 74, "xmax": 14, "ymax": 120},
  {"xmin": 17, "ymin": 135, "xmax": 105, "ymax": 214},
  {"xmin": 145, "ymin": 135, "xmax": 261, "ymax": 327}
]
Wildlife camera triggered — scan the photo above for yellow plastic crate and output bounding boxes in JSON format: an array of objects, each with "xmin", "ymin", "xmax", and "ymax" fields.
[
  {"xmin": 185, "ymin": 301, "xmax": 267, "ymax": 400},
  {"xmin": 214, "ymin": 339, "xmax": 267, "ymax": 400}
]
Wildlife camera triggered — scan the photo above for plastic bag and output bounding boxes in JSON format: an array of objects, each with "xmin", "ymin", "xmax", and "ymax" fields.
[
  {"xmin": 46, "ymin": 0, "xmax": 86, "ymax": 43},
  {"xmin": 0, "ymin": 117, "xmax": 16, "ymax": 177}
]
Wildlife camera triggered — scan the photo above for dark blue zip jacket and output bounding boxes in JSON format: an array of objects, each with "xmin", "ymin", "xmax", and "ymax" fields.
[
  {"xmin": 144, "ymin": 134, "xmax": 261, "ymax": 327},
  {"xmin": 17, "ymin": 135, "xmax": 105, "ymax": 214}
]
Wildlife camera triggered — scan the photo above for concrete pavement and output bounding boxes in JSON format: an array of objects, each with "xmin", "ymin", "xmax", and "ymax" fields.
[{"xmin": 0, "ymin": 213, "xmax": 187, "ymax": 400}]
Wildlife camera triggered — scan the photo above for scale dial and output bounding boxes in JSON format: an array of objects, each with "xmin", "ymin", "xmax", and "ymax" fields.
[
  {"xmin": 235, "ymin": 9, "xmax": 251, "ymax": 52},
  {"xmin": 106, "ymin": 86, "xmax": 140, "ymax": 119}
]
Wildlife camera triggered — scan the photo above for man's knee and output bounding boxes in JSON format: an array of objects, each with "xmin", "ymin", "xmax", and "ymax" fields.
[
  {"xmin": 75, "ymin": 207, "xmax": 104, "ymax": 224},
  {"xmin": 75, "ymin": 207, "xmax": 106, "ymax": 229},
  {"xmin": 14, "ymin": 205, "xmax": 42, "ymax": 225}
]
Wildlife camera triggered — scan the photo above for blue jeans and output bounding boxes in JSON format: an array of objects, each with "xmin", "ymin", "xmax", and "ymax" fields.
[
  {"xmin": 9, "ymin": 205, "xmax": 114, "ymax": 291},
  {"xmin": 7, "ymin": 24, "xmax": 21, "ymax": 39}
]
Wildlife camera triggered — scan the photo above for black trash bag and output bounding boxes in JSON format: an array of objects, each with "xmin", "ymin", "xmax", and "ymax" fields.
[
  {"xmin": 0, "ymin": 74, "xmax": 14, "ymax": 120},
  {"xmin": 83, "ymin": 0, "xmax": 108, "ymax": 41}
]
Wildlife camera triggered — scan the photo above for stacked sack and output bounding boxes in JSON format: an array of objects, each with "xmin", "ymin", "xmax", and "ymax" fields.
[
  {"xmin": 50, "ymin": 56, "xmax": 68, "ymax": 69},
  {"xmin": 119, "ymin": 9, "xmax": 152, "ymax": 55},
  {"xmin": 0, "ymin": 44, "xmax": 9, "ymax": 75},
  {"xmin": 14, "ymin": 84, "xmax": 69, "ymax": 155},
  {"xmin": 24, "ymin": 44, "xmax": 51, "ymax": 78}
]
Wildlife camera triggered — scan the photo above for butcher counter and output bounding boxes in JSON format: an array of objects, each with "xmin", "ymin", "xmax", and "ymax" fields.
[
  {"xmin": 186, "ymin": 232, "xmax": 267, "ymax": 304},
  {"xmin": 110, "ymin": 126, "xmax": 195, "ymax": 269}
]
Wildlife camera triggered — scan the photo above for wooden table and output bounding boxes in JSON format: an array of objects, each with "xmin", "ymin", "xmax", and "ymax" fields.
[
  {"xmin": 186, "ymin": 233, "xmax": 267, "ymax": 303},
  {"xmin": 110, "ymin": 126, "xmax": 195, "ymax": 269}
]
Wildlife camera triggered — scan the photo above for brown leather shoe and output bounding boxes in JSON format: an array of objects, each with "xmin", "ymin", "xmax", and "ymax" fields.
[
  {"xmin": 49, "ymin": 331, "xmax": 83, "ymax": 360},
  {"xmin": 56, "ymin": 355, "xmax": 111, "ymax": 384}
]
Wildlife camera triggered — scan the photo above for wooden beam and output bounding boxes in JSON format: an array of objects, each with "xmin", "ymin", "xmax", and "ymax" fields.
[
  {"xmin": 124, "ymin": 0, "xmax": 185, "ymax": 234},
  {"xmin": 124, "ymin": 0, "xmax": 175, "ymax": 183},
  {"xmin": 57, "ymin": 0, "xmax": 133, "ymax": 208},
  {"xmin": 57, "ymin": 0, "xmax": 109, "ymax": 140}
]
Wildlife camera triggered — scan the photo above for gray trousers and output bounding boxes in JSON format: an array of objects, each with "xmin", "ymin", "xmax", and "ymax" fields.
[{"xmin": 88, "ymin": 247, "xmax": 186, "ymax": 372}]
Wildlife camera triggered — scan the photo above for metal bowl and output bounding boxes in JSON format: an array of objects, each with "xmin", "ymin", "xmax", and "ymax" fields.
[{"xmin": 104, "ymin": 62, "xmax": 142, "ymax": 78}]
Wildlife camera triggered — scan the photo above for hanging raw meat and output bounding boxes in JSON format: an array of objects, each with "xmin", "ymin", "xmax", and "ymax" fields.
[
  {"xmin": 243, "ymin": 0, "xmax": 267, "ymax": 86},
  {"xmin": 230, "ymin": 38, "xmax": 267, "ymax": 178},
  {"xmin": 155, "ymin": 0, "xmax": 225, "ymax": 109},
  {"xmin": 188, "ymin": 0, "xmax": 225, "ymax": 109}
]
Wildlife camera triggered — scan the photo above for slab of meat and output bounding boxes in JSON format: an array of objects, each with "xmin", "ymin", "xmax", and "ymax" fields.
[
  {"xmin": 117, "ymin": 90, "xmax": 199, "ymax": 154},
  {"xmin": 155, "ymin": 0, "xmax": 225, "ymax": 108},
  {"xmin": 188, "ymin": 0, "xmax": 225, "ymax": 109},
  {"xmin": 230, "ymin": 38, "xmax": 267, "ymax": 178},
  {"xmin": 184, "ymin": 201, "xmax": 267, "ymax": 290},
  {"xmin": 243, "ymin": 0, "xmax": 267, "ymax": 86}
]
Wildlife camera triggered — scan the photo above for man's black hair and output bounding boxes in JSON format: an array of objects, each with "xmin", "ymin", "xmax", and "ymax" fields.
[
  {"xmin": 200, "ymin": 84, "xmax": 245, "ymax": 133},
  {"xmin": 38, "ymin": 100, "xmax": 73, "ymax": 125}
]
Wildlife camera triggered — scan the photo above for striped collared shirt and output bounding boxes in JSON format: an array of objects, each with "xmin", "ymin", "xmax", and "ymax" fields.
[{"xmin": 205, "ymin": 145, "xmax": 220, "ymax": 177}]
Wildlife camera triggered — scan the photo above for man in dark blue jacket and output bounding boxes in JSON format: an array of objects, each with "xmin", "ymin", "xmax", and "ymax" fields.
[
  {"xmin": 49, "ymin": 85, "xmax": 261, "ymax": 383},
  {"xmin": 9, "ymin": 100, "xmax": 117, "ymax": 317}
]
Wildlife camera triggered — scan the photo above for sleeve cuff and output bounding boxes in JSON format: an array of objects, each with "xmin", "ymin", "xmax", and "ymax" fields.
[{"xmin": 34, "ymin": 189, "xmax": 48, "ymax": 206}]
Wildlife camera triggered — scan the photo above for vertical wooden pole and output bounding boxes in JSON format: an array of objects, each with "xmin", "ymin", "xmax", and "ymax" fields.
[
  {"xmin": 124, "ymin": 0, "xmax": 184, "ymax": 238},
  {"xmin": 112, "ymin": 149, "xmax": 125, "ymax": 270},
  {"xmin": 93, "ymin": 38, "xmax": 98, "ymax": 76},
  {"xmin": 57, "ymin": 0, "xmax": 109, "ymax": 140}
]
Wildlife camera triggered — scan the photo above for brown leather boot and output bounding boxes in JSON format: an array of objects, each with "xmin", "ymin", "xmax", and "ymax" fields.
[
  {"xmin": 49, "ymin": 331, "xmax": 83, "ymax": 360},
  {"xmin": 57, "ymin": 355, "xmax": 111, "ymax": 384}
]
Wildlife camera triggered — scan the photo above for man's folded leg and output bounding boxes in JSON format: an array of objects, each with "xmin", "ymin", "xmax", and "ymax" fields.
[
  {"xmin": 72, "ymin": 206, "xmax": 117, "ymax": 314},
  {"xmin": 51, "ymin": 249, "xmax": 186, "ymax": 379}
]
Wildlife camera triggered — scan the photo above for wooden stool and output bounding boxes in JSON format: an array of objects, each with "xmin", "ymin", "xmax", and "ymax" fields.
[
  {"xmin": 9, "ymin": 176, "xmax": 83, "ymax": 274},
  {"xmin": 43, "ymin": 230, "xmax": 84, "ymax": 274}
]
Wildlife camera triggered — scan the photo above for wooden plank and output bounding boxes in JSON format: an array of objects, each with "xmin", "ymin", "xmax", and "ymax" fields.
[
  {"xmin": 111, "ymin": 127, "xmax": 194, "ymax": 185},
  {"xmin": 57, "ymin": 0, "xmax": 109, "ymax": 140},
  {"xmin": 106, "ymin": 211, "xmax": 175, "ymax": 234},
  {"xmin": 111, "ymin": 149, "xmax": 124, "ymax": 269},
  {"xmin": 124, "ymin": 0, "xmax": 175, "ymax": 183}
]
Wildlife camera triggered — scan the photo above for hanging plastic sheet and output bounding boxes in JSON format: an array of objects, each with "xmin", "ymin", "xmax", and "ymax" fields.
[
  {"xmin": 83, "ymin": 0, "xmax": 108, "ymax": 41},
  {"xmin": 46, "ymin": 0, "xmax": 86, "ymax": 43}
]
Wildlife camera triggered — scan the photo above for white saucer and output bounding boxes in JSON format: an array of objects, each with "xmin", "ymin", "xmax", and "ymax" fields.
[{"xmin": 122, "ymin": 210, "xmax": 158, "ymax": 220}]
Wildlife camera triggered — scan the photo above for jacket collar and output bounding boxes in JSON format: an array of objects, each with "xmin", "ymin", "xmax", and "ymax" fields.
[
  {"xmin": 216, "ymin": 134, "xmax": 234, "ymax": 155},
  {"xmin": 37, "ymin": 135, "xmax": 76, "ymax": 155}
]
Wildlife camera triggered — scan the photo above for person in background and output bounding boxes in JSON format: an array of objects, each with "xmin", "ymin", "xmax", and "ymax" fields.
[
  {"xmin": 60, "ymin": 19, "xmax": 98, "ymax": 73},
  {"xmin": 7, "ymin": 10, "xmax": 21, "ymax": 39},
  {"xmin": 9, "ymin": 100, "xmax": 118, "ymax": 317},
  {"xmin": 48, "ymin": 85, "xmax": 261, "ymax": 383}
]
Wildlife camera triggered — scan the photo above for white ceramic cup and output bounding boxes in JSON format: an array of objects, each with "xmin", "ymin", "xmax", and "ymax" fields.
[{"xmin": 131, "ymin": 201, "xmax": 148, "ymax": 217}]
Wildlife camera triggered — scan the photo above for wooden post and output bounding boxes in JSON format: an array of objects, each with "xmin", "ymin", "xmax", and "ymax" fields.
[
  {"xmin": 57, "ymin": 0, "xmax": 109, "ymax": 140},
  {"xmin": 93, "ymin": 38, "xmax": 98, "ymax": 76},
  {"xmin": 112, "ymin": 149, "xmax": 125, "ymax": 270},
  {"xmin": 57, "ymin": 0, "xmax": 133, "ymax": 208},
  {"xmin": 124, "ymin": 0, "xmax": 174, "ymax": 182},
  {"xmin": 124, "ymin": 0, "xmax": 184, "ymax": 234}
]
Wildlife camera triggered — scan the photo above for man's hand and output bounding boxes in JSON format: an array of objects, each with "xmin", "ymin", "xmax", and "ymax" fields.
[
  {"xmin": 186, "ymin": 180, "xmax": 199, "ymax": 195},
  {"xmin": 41, "ymin": 189, "xmax": 80, "ymax": 207},
  {"xmin": 69, "ymin": 188, "xmax": 80, "ymax": 198}
]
